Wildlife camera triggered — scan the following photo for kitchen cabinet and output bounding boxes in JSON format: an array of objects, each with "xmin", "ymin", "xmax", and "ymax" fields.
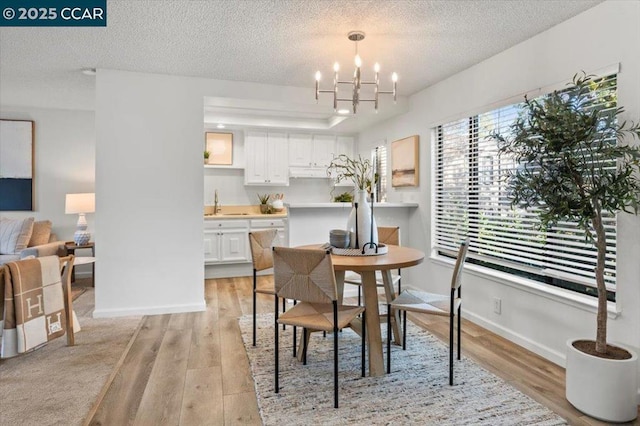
[
  {"xmin": 245, "ymin": 131, "xmax": 289, "ymax": 185},
  {"xmin": 330, "ymin": 135, "xmax": 356, "ymax": 186},
  {"xmin": 289, "ymin": 134, "xmax": 335, "ymax": 168},
  {"xmin": 250, "ymin": 218, "xmax": 288, "ymax": 247},
  {"xmin": 204, "ymin": 220, "xmax": 250, "ymax": 264},
  {"xmin": 335, "ymin": 136, "xmax": 354, "ymax": 158}
]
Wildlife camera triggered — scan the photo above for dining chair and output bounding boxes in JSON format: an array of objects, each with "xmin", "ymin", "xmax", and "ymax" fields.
[
  {"xmin": 248, "ymin": 229, "xmax": 283, "ymax": 347},
  {"xmin": 386, "ymin": 239, "xmax": 469, "ymax": 385},
  {"xmin": 344, "ymin": 226, "xmax": 402, "ymax": 305},
  {"xmin": 273, "ymin": 246, "xmax": 365, "ymax": 408}
]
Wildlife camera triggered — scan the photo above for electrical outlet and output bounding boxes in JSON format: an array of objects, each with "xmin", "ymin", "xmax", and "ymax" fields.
[{"xmin": 493, "ymin": 297, "xmax": 502, "ymax": 314}]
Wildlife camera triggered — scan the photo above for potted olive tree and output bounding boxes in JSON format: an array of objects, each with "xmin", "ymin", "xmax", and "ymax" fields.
[{"xmin": 490, "ymin": 73, "xmax": 640, "ymax": 422}]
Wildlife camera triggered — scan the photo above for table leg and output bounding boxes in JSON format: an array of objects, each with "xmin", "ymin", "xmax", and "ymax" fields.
[
  {"xmin": 91, "ymin": 245, "xmax": 95, "ymax": 287},
  {"xmin": 334, "ymin": 270, "xmax": 345, "ymax": 305},
  {"xmin": 361, "ymin": 270, "xmax": 384, "ymax": 376},
  {"xmin": 381, "ymin": 270, "xmax": 402, "ymax": 346}
]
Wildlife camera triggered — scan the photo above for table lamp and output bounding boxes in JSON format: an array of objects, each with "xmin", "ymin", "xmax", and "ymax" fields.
[{"xmin": 65, "ymin": 193, "xmax": 95, "ymax": 245}]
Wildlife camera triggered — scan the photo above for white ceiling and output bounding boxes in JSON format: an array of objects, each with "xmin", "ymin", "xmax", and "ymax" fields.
[{"xmin": 0, "ymin": 0, "xmax": 603, "ymax": 132}]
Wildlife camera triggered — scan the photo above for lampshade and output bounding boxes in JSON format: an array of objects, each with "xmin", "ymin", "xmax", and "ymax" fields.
[{"xmin": 65, "ymin": 193, "xmax": 95, "ymax": 214}]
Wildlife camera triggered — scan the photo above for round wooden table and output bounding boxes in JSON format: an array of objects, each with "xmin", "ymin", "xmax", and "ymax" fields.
[{"xmin": 298, "ymin": 244, "xmax": 425, "ymax": 376}]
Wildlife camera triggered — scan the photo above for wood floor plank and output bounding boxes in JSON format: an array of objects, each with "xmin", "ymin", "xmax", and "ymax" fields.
[
  {"xmin": 179, "ymin": 367, "xmax": 224, "ymax": 426},
  {"xmin": 188, "ymin": 310, "xmax": 221, "ymax": 369},
  {"xmin": 168, "ymin": 311, "xmax": 196, "ymax": 330},
  {"xmin": 134, "ymin": 329, "xmax": 192, "ymax": 426},
  {"xmin": 87, "ymin": 331, "xmax": 165, "ymax": 425},
  {"xmin": 223, "ymin": 392, "xmax": 261, "ymax": 426},
  {"xmin": 219, "ymin": 317, "xmax": 255, "ymax": 395},
  {"xmin": 217, "ymin": 278, "xmax": 243, "ymax": 318}
]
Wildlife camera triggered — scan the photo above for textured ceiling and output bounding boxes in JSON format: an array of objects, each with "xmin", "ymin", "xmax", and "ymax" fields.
[{"xmin": 0, "ymin": 0, "xmax": 603, "ymax": 129}]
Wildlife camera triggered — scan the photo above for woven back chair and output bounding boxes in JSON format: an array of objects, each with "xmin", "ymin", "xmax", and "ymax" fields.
[
  {"xmin": 387, "ymin": 239, "xmax": 469, "ymax": 385},
  {"xmin": 248, "ymin": 229, "xmax": 282, "ymax": 347},
  {"xmin": 272, "ymin": 246, "xmax": 365, "ymax": 408}
]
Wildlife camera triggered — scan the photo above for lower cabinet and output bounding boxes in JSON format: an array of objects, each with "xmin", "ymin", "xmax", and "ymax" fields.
[
  {"xmin": 204, "ymin": 218, "xmax": 289, "ymax": 266},
  {"xmin": 250, "ymin": 218, "xmax": 288, "ymax": 247},
  {"xmin": 204, "ymin": 220, "xmax": 250, "ymax": 264}
]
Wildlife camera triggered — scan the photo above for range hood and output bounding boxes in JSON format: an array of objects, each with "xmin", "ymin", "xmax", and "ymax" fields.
[{"xmin": 289, "ymin": 167, "xmax": 328, "ymax": 178}]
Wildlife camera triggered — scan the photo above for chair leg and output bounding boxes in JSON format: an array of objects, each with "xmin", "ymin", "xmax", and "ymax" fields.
[
  {"xmin": 361, "ymin": 311, "xmax": 366, "ymax": 377},
  {"xmin": 333, "ymin": 301, "xmax": 339, "ymax": 408},
  {"xmin": 402, "ymin": 310, "xmax": 407, "ymax": 351},
  {"xmin": 457, "ymin": 306, "xmax": 462, "ymax": 360},
  {"xmin": 293, "ymin": 326, "xmax": 297, "ymax": 358},
  {"xmin": 386, "ymin": 304, "xmax": 391, "ymax": 374},
  {"xmin": 282, "ymin": 298, "xmax": 286, "ymax": 330},
  {"xmin": 357, "ymin": 285, "xmax": 361, "ymax": 306},
  {"xmin": 274, "ymin": 295, "xmax": 279, "ymax": 393},
  {"xmin": 252, "ymin": 270, "xmax": 257, "ymax": 347},
  {"xmin": 302, "ymin": 328, "xmax": 308, "ymax": 365},
  {"xmin": 449, "ymin": 310, "xmax": 454, "ymax": 386}
]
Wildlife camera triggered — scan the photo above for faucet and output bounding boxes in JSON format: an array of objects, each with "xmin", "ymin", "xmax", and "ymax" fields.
[{"xmin": 214, "ymin": 190, "xmax": 221, "ymax": 214}]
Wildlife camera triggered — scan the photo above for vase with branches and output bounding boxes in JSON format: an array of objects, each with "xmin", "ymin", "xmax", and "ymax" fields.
[{"xmin": 327, "ymin": 154, "xmax": 378, "ymax": 248}]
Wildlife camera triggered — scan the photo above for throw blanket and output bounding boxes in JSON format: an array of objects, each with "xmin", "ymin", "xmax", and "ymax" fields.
[{"xmin": 0, "ymin": 256, "xmax": 67, "ymax": 358}]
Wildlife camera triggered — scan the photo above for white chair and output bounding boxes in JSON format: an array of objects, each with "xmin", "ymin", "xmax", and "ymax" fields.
[{"xmin": 387, "ymin": 239, "xmax": 469, "ymax": 385}]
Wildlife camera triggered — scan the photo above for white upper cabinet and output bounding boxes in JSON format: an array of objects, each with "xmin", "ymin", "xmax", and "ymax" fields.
[
  {"xmin": 289, "ymin": 134, "xmax": 336, "ymax": 168},
  {"xmin": 288, "ymin": 133, "xmax": 314, "ymax": 167},
  {"xmin": 245, "ymin": 131, "xmax": 289, "ymax": 185},
  {"xmin": 335, "ymin": 136, "xmax": 354, "ymax": 158},
  {"xmin": 312, "ymin": 135, "xmax": 336, "ymax": 168}
]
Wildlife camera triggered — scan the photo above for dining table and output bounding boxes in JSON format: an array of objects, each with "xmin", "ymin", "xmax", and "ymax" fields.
[{"xmin": 297, "ymin": 244, "xmax": 425, "ymax": 377}]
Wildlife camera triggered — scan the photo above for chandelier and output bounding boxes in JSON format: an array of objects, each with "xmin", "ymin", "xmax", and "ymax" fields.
[{"xmin": 315, "ymin": 31, "xmax": 397, "ymax": 114}]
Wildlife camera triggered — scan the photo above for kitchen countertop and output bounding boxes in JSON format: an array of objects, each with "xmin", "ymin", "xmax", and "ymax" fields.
[{"xmin": 204, "ymin": 204, "xmax": 288, "ymax": 219}]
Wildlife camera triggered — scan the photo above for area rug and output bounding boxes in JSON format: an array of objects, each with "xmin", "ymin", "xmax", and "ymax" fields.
[
  {"xmin": 240, "ymin": 314, "xmax": 567, "ymax": 425},
  {"xmin": 0, "ymin": 289, "xmax": 142, "ymax": 426}
]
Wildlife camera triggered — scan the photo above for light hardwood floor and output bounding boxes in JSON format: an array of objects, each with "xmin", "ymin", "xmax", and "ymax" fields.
[{"xmin": 85, "ymin": 276, "xmax": 639, "ymax": 425}]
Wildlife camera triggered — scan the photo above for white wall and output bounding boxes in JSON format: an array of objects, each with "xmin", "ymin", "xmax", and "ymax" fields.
[
  {"xmin": 359, "ymin": 0, "xmax": 640, "ymax": 374},
  {"xmin": 0, "ymin": 106, "xmax": 96, "ymax": 274}
]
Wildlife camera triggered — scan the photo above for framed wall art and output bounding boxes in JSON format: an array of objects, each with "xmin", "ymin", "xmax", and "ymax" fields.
[
  {"xmin": 0, "ymin": 119, "xmax": 34, "ymax": 210},
  {"xmin": 205, "ymin": 132, "xmax": 233, "ymax": 165},
  {"xmin": 391, "ymin": 135, "xmax": 419, "ymax": 187}
]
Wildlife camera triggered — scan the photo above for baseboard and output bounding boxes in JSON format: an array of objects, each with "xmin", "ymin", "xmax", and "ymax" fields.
[
  {"xmin": 463, "ymin": 310, "xmax": 566, "ymax": 367},
  {"xmin": 92, "ymin": 300, "xmax": 206, "ymax": 318}
]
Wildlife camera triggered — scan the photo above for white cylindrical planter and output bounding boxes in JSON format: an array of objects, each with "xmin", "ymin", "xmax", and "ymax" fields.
[
  {"xmin": 346, "ymin": 190, "xmax": 378, "ymax": 249},
  {"xmin": 566, "ymin": 339, "xmax": 638, "ymax": 422}
]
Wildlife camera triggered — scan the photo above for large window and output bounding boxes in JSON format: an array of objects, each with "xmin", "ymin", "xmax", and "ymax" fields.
[{"xmin": 434, "ymin": 74, "xmax": 618, "ymax": 300}]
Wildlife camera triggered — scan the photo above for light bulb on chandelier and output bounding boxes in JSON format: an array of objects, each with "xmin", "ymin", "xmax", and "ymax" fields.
[{"xmin": 315, "ymin": 31, "xmax": 397, "ymax": 114}]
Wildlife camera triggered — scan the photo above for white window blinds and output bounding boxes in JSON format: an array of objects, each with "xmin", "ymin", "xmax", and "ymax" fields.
[{"xmin": 434, "ymin": 74, "xmax": 618, "ymax": 294}]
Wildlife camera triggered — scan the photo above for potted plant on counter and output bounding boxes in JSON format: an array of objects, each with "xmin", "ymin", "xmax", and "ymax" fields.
[
  {"xmin": 490, "ymin": 72, "xmax": 640, "ymax": 422},
  {"xmin": 204, "ymin": 150, "xmax": 210, "ymax": 164},
  {"xmin": 257, "ymin": 193, "xmax": 271, "ymax": 214},
  {"xmin": 327, "ymin": 154, "xmax": 378, "ymax": 248}
]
